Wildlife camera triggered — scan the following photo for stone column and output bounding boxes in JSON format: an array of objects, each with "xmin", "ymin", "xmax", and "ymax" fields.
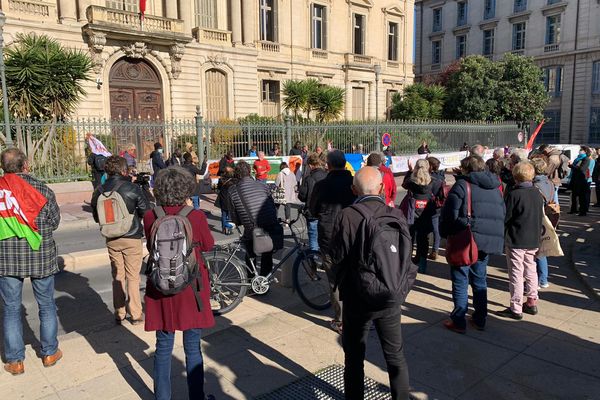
[
  {"xmin": 166, "ymin": 0, "xmax": 178, "ymax": 19},
  {"xmin": 242, "ymin": 0, "xmax": 255, "ymax": 46},
  {"xmin": 180, "ymin": 0, "xmax": 193, "ymax": 34},
  {"xmin": 59, "ymin": 0, "xmax": 77, "ymax": 21},
  {"xmin": 230, "ymin": 0, "xmax": 242, "ymax": 46},
  {"xmin": 345, "ymin": 80, "xmax": 353, "ymax": 120},
  {"xmin": 368, "ymin": 82, "xmax": 375, "ymax": 119},
  {"xmin": 78, "ymin": 0, "xmax": 92, "ymax": 21}
]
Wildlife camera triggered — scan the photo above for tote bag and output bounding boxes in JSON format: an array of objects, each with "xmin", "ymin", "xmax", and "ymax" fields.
[{"xmin": 537, "ymin": 213, "xmax": 564, "ymax": 258}]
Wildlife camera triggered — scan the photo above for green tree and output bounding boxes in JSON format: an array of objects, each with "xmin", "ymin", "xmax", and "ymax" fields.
[
  {"xmin": 495, "ymin": 53, "xmax": 549, "ymax": 126},
  {"xmin": 313, "ymin": 85, "xmax": 345, "ymax": 122},
  {"xmin": 444, "ymin": 55, "xmax": 503, "ymax": 121},
  {"xmin": 3, "ymin": 33, "xmax": 92, "ymax": 163},
  {"xmin": 282, "ymin": 79, "xmax": 345, "ymax": 122},
  {"xmin": 390, "ymin": 83, "xmax": 446, "ymax": 120}
]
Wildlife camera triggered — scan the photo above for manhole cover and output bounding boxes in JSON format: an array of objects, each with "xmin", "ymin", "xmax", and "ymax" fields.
[{"xmin": 255, "ymin": 364, "xmax": 391, "ymax": 399}]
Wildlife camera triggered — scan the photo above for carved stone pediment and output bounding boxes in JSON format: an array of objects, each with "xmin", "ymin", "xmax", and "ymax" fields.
[
  {"xmin": 122, "ymin": 42, "xmax": 149, "ymax": 59},
  {"xmin": 383, "ymin": 6, "xmax": 404, "ymax": 18},
  {"xmin": 346, "ymin": 0, "xmax": 374, "ymax": 8}
]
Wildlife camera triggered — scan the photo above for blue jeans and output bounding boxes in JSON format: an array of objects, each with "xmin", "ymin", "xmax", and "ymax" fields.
[
  {"xmin": 0, "ymin": 275, "xmax": 58, "ymax": 362},
  {"xmin": 431, "ymin": 214, "xmax": 441, "ymax": 252},
  {"xmin": 536, "ymin": 256, "xmax": 549, "ymax": 286},
  {"xmin": 154, "ymin": 329, "xmax": 204, "ymax": 400},
  {"xmin": 553, "ymin": 187, "xmax": 559, "ymax": 205},
  {"xmin": 307, "ymin": 218, "xmax": 319, "ymax": 252},
  {"xmin": 190, "ymin": 196, "xmax": 200, "ymax": 210},
  {"xmin": 450, "ymin": 252, "xmax": 489, "ymax": 329},
  {"xmin": 221, "ymin": 210, "xmax": 233, "ymax": 230}
]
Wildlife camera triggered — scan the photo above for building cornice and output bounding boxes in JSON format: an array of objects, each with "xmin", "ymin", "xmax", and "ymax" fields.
[
  {"xmin": 508, "ymin": 10, "xmax": 532, "ymax": 23},
  {"xmin": 541, "ymin": 1, "xmax": 568, "ymax": 16},
  {"xmin": 479, "ymin": 18, "xmax": 499, "ymax": 30},
  {"xmin": 346, "ymin": 0, "xmax": 374, "ymax": 9},
  {"xmin": 428, "ymin": 1, "xmax": 447, "ymax": 9},
  {"xmin": 429, "ymin": 31, "xmax": 446, "ymax": 39},
  {"xmin": 453, "ymin": 25, "xmax": 471, "ymax": 35}
]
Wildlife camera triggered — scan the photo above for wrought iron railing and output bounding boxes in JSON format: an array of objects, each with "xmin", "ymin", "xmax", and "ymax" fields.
[{"xmin": 0, "ymin": 114, "xmax": 520, "ymax": 183}]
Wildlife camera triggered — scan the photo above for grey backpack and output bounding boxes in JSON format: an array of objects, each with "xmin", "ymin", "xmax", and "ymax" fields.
[
  {"xmin": 96, "ymin": 181, "xmax": 134, "ymax": 239},
  {"xmin": 147, "ymin": 206, "xmax": 203, "ymax": 308}
]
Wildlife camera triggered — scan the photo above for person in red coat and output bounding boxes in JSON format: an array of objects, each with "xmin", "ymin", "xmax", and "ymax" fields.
[
  {"xmin": 143, "ymin": 167, "xmax": 215, "ymax": 400},
  {"xmin": 366, "ymin": 153, "xmax": 397, "ymax": 206}
]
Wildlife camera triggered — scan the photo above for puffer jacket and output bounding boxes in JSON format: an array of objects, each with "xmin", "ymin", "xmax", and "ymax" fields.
[
  {"xmin": 227, "ymin": 177, "xmax": 283, "ymax": 248},
  {"xmin": 298, "ymin": 167, "xmax": 327, "ymax": 217},
  {"xmin": 546, "ymin": 149, "xmax": 562, "ymax": 186},
  {"xmin": 91, "ymin": 175, "xmax": 150, "ymax": 239},
  {"xmin": 533, "ymin": 174, "xmax": 555, "ymax": 204},
  {"xmin": 440, "ymin": 171, "xmax": 506, "ymax": 255},
  {"xmin": 309, "ymin": 169, "xmax": 356, "ymax": 253}
]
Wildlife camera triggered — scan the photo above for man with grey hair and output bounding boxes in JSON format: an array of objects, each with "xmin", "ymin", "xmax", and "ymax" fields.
[
  {"xmin": 0, "ymin": 148, "xmax": 62, "ymax": 375},
  {"xmin": 470, "ymin": 144, "xmax": 485, "ymax": 158},
  {"xmin": 500, "ymin": 148, "xmax": 530, "ymax": 192},
  {"xmin": 329, "ymin": 166, "xmax": 414, "ymax": 400}
]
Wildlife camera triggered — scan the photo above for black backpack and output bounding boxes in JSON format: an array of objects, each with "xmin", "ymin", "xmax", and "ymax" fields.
[
  {"xmin": 94, "ymin": 154, "xmax": 107, "ymax": 172},
  {"xmin": 349, "ymin": 202, "xmax": 418, "ymax": 309}
]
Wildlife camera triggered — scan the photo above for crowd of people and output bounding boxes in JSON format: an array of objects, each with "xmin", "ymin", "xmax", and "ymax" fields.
[{"xmin": 1, "ymin": 138, "xmax": 597, "ymax": 400}]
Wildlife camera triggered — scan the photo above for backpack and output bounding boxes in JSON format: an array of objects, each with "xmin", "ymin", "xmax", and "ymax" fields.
[
  {"xmin": 348, "ymin": 203, "xmax": 418, "ymax": 309},
  {"xmin": 399, "ymin": 191, "xmax": 434, "ymax": 225},
  {"xmin": 96, "ymin": 181, "xmax": 134, "ymax": 239},
  {"xmin": 94, "ymin": 154, "xmax": 107, "ymax": 172},
  {"xmin": 434, "ymin": 180, "xmax": 451, "ymax": 208}
]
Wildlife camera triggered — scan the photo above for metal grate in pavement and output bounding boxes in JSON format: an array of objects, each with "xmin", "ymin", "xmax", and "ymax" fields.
[{"xmin": 254, "ymin": 364, "xmax": 391, "ymax": 399}]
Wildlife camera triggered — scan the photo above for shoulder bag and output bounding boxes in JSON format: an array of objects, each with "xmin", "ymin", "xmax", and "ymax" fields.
[
  {"xmin": 445, "ymin": 182, "xmax": 479, "ymax": 267},
  {"xmin": 238, "ymin": 187, "xmax": 274, "ymax": 254}
]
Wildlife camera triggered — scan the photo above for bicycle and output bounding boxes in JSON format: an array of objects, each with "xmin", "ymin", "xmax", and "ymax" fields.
[{"xmin": 205, "ymin": 213, "xmax": 332, "ymax": 315}]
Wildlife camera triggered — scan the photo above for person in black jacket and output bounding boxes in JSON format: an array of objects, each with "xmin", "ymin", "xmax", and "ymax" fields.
[
  {"xmin": 401, "ymin": 159, "xmax": 435, "ymax": 274},
  {"xmin": 227, "ymin": 161, "xmax": 283, "ymax": 277},
  {"xmin": 87, "ymin": 151, "xmax": 107, "ymax": 189},
  {"xmin": 298, "ymin": 153, "xmax": 327, "ymax": 252},
  {"xmin": 497, "ymin": 162, "xmax": 544, "ymax": 320},
  {"xmin": 215, "ymin": 167, "xmax": 235, "ymax": 235},
  {"xmin": 593, "ymin": 147, "xmax": 600, "ymax": 207},
  {"xmin": 182, "ymin": 152, "xmax": 207, "ymax": 210},
  {"xmin": 440, "ymin": 156, "xmax": 505, "ymax": 333},
  {"xmin": 329, "ymin": 166, "xmax": 412, "ymax": 400},
  {"xmin": 91, "ymin": 156, "xmax": 150, "ymax": 324},
  {"xmin": 218, "ymin": 150, "xmax": 234, "ymax": 176},
  {"xmin": 428, "ymin": 157, "xmax": 445, "ymax": 261},
  {"xmin": 309, "ymin": 150, "xmax": 356, "ymax": 333},
  {"xmin": 568, "ymin": 146, "xmax": 593, "ymax": 216},
  {"xmin": 417, "ymin": 141, "xmax": 431, "ymax": 155},
  {"xmin": 150, "ymin": 143, "xmax": 167, "ymax": 185}
]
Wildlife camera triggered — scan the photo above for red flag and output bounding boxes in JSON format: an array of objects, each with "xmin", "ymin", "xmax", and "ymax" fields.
[
  {"xmin": 526, "ymin": 120, "xmax": 545, "ymax": 151},
  {"xmin": 139, "ymin": 0, "xmax": 146, "ymax": 15}
]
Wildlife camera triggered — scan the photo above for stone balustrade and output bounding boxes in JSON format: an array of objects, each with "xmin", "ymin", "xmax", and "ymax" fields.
[
  {"xmin": 3, "ymin": 0, "xmax": 56, "ymax": 20},
  {"xmin": 86, "ymin": 5, "xmax": 184, "ymax": 34},
  {"xmin": 259, "ymin": 41, "xmax": 280, "ymax": 52},
  {"xmin": 193, "ymin": 27, "xmax": 232, "ymax": 44}
]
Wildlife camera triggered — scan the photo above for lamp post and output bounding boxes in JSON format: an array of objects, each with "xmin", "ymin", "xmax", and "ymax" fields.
[
  {"xmin": 374, "ymin": 63, "xmax": 381, "ymax": 151},
  {"xmin": 0, "ymin": 11, "xmax": 12, "ymax": 148}
]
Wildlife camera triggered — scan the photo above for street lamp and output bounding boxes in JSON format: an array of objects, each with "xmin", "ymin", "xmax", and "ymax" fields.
[
  {"xmin": 374, "ymin": 64, "xmax": 381, "ymax": 151},
  {"xmin": 0, "ymin": 11, "xmax": 12, "ymax": 148}
]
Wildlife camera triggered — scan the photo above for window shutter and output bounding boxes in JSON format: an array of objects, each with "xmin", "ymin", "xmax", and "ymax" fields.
[
  {"xmin": 323, "ymin": 6, "xmax": 328, "ymax": 50},
  {"xmin": 310, "ymin": 4, "xmax": 315, "ymax": 48},
  {"xmin": 361, "ymin": 16, "xmax": 365, "ymax": 54},
  {"xmin": 273, "ymin": 0, "xmax": 279, "ymax": 42}
]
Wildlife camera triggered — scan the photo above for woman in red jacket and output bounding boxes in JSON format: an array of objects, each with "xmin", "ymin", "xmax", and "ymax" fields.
[{"xmin": 143, "ymin": 167, "xmax": 215, "ymax": 400}]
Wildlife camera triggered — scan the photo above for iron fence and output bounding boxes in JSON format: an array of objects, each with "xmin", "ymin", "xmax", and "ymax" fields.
[{"xmin": 0, "ymin": 112, "xmax": 521, "ymax": 183}]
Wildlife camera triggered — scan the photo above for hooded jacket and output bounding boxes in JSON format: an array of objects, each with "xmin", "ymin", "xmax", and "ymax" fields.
[
  {"xmin": 533, "ymin": 174, "xmax": 555, "ymax": 204},
  {"xmin": 275, "ymin": 167, "xmax": 299, "ymax": 204},
  {"xmin": 440, "ymin": 171, "xmax": 506, "ymax": 255},
  {"xmin": 545, "ymin": 148, "xmax": 562, "ymax": 186}
]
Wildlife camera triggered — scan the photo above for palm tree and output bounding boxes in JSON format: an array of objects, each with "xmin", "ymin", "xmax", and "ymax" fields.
[
  {"xmin": 314, "ymin": 86, "xmax": 345, "ymax": 122},
  {"xmin": 3, "ymin": 33, "xmax": 92, "ymax": 161},
  {"xmin": 282, "ymin": 79, "xmax": 321, "ymax": 121}
]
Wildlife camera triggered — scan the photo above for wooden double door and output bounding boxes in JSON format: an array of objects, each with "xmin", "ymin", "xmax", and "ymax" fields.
[{"xmin": 109, "ymin": 58, "xmax": 164, "ymax": 159}]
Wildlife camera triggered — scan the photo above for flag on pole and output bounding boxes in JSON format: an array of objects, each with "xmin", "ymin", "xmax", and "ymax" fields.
[
  {"xmin": 526, "ymin": 119, "xmax": 545, "ymax": 151},
  {"xmin": 86, "ymin": 133, "xmax": 112, "ymax": 157},
  {"xmin": 140, "ymin": 0, "xmax": 147, "ymax": 27},
  {"xmin": 0, "ymin": 174, "xmax": 48, "ymax": 250}
]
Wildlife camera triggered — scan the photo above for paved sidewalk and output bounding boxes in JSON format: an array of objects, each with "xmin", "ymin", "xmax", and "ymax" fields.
[{"xmin": 1, "ymin": 205, "xmax": 599, "ymax": 399}]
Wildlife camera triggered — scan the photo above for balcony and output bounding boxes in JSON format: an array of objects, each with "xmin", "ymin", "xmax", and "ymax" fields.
[
  {"xmin": 544, "ymin": 43, "xmax": 560, "ymax": 53},
  {"xmin": 259, "ymin": 41, "xmax": 280, "ymax": 52},
  {"xmin": 4, "ymin": 0, "xmax": 56, "ymax": 21},
  {"xmin": 86, "ymin": 5, "xmax": 185, "ymax": 34},
  {"xmin": 193, "ymin": 27, "xmax": 231, "ymax": 44},
  {"xmin": 311, "ymin": 49, "xmax": 328, "ymax": 60}
]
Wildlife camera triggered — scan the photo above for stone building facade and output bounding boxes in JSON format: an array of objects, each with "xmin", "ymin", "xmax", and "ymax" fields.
[
  {"xmin": 415, "ymin": 0, "xmax": 600, "ymax": 144},
  {"xmin": 1, "ymin": 0, "xmax": 414, "ymax": 122}
]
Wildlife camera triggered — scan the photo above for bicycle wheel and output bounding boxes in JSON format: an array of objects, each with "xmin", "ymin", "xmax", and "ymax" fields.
[
  {"xmin": 205, "ymin": 251, "xmax": 248, "ymax": 315},
  {"xmin": 293, "ymin": 250, "xmax": 331, "ymax": 311}
]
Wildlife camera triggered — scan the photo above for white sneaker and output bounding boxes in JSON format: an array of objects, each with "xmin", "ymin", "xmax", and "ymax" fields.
[{"xmin": 539, "ymin": 283, "xmax": 550, "ymax": 289}]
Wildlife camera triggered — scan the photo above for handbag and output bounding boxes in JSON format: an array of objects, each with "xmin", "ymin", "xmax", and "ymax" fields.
[
  {"xmin": 445, "ymin": 182, "xmax": 479, "ymax": 267},
  {"xmin": 238, "ymin": 188, "xmax": 274, "ymax": 254},
  {"xmin": 537, "ymin": 210, "xmax": 564, "ymax": 258}
]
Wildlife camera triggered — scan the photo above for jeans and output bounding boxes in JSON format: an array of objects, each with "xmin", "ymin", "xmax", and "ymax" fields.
[
  {"xmin": 220, "ymin": 209, "xmax": 233, "ymax": 230},
  {"xmin": 190, "ymin": 196, "xmax": 200, "ymax": 210},
  {"xmin": 154, "ymin": 329, "xmax": 204, "ymax": 400},
  {"xmin": 0, "ymin": 275, "xmax": 58, "ymax": 362},
  {"xmin": 244, "ymin": 243, "xmax": 274, "ymax": 276},
  {"xmin": 431, "ymin": 214, "xmax": 441, "ymax": 252},
  {"xmin": 450, "ymin": 252, "xmax": 489, "ymax": 329},
  {"xmin": 307, "ymin": 218, "xmax": 319, "ymax": 252},
  {"xmin": 342, "ymin": 306, "xmax": 410, "ymax": 400},
  {"xmin": 536, "ymin": 256, "xmax": 549, "ymax": 286},
  {"xmin": 553, "ymin": 187, "xmax": 559, "ymax": 205}
]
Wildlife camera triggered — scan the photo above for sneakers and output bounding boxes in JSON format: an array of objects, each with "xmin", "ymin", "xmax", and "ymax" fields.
[
  {"xmin": 443, "ymin": 319, "xmax": 466, "ymax": 334},
  {"xmin": 496, "ymin": 308, "xmax": 523, "ymax": 320},
  {"xmin": 539, "ymin": 282, "xmax": 550, "ymax": 289},
  {"xmin": 523, "ymin": 304, "xmax": 538, "ymax": 315}
]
